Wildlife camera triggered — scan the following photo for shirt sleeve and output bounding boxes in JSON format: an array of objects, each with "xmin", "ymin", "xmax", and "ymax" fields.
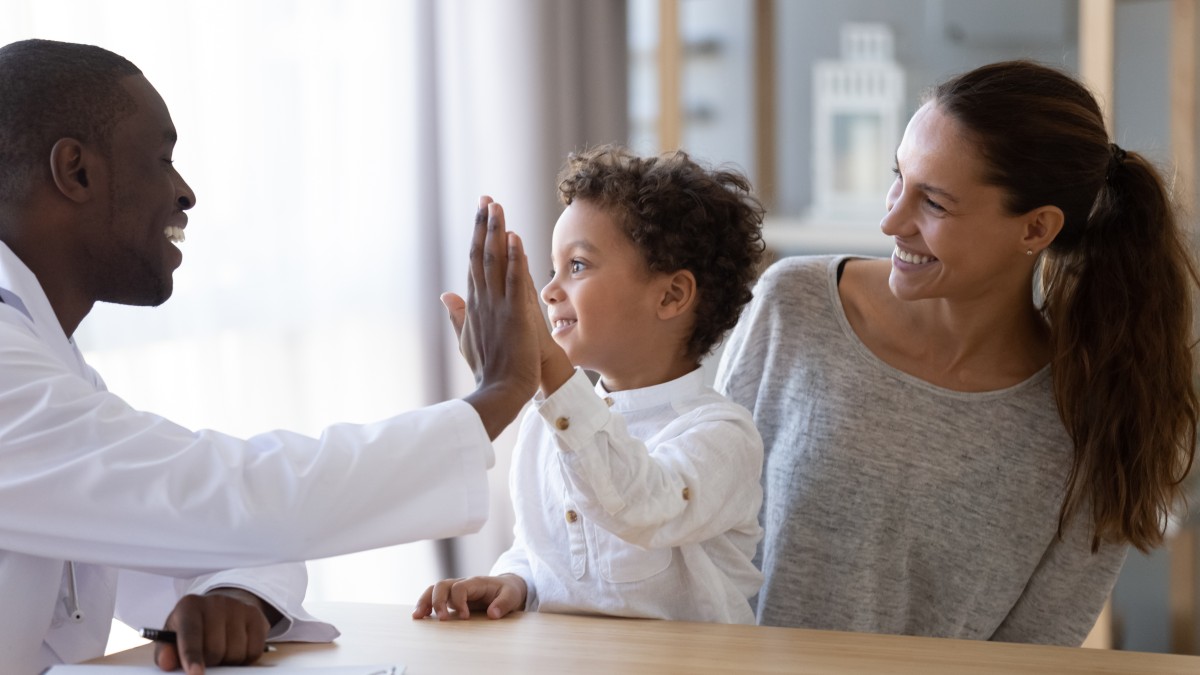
[
  {"xmin": 489, "ymin": 412, "xmax": 538, "ymax": 610},
  {"xmin": 989, "ymin": 511, "xmax": 1128, "ymax": 645},
  {"xmin": 0, "ymin": 320, "xmax": 493, "ymax": 577},
  {"xmin": 536, "ymin": 369, "xmax": 763, "ymax": 550},
  {"xmin": 489, "ymin": 535, "xmax": 537, "ymax": 612}
]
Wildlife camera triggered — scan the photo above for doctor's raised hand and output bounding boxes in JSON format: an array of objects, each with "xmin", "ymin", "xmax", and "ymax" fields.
[{"xmin": 449, "ymin": 195, "xmax": 542, "ymax": 440}]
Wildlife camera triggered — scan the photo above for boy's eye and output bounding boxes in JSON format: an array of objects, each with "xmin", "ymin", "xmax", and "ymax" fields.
[{"xmin": 570, "ymin": 260, "xmax": 584, "ymax": 273}]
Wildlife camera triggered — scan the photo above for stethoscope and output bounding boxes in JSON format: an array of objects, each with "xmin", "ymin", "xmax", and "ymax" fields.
[
  {"xmin": 65, "ymin": 562, "xmax": 85, "ymax": 622},
  {"xmin": 1, "ymin": 291, "xmax": 86, "ymax": 625}
]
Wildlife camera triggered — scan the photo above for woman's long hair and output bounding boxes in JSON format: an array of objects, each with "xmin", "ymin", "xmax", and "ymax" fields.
[{"xmin": 932, "ymin": 60, "xmax": 1199, "ymax": 552}]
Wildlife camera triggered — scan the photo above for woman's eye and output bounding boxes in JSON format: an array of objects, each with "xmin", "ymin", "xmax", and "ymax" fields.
[{"xmin": 925, "ymin": 198, "xmax": 946, "ymax": 213}]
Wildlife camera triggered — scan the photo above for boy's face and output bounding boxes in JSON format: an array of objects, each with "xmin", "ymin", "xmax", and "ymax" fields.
[{"xmin": 541, "ymin": 200, "xmax": 670, "ymax": 382}]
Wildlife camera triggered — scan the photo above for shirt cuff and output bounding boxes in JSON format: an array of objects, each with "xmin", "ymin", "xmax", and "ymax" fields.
[{"xmin": 533, "ymin": 368, "xmax": 610, "ymax": 453}]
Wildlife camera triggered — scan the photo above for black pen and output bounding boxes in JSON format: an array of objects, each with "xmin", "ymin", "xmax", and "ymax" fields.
[{"xmin": 139, "ymin": 627, "xmax": 275, "ymax": 653}]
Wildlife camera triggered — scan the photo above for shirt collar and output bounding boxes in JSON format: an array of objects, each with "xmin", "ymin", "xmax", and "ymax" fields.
[{"xmin": 595, "ymin": 367, "xmax": 706, "ymax": 414}]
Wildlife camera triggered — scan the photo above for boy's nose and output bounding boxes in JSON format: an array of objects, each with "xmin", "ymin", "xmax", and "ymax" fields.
[{"xmin": 540, "ymin": 279, "xmax": 558, "ymax": 304}]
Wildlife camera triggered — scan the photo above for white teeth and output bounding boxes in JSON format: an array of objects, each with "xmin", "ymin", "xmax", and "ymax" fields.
[
  {"xmin": 164, "ymin": 226, "xmax": 186, "ymax": 244},
  {"xmin": 894, "ymin": 247, "xmax": 934, "ymax": 265},
  {"xmin": 551, "ymin": 319, "xmax": 576, "ymax": 332}
]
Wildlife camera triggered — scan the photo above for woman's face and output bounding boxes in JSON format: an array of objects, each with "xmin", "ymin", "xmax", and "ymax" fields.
[{"xmin": 881, "ymin": 102, "xmax": 1032, "ymax": 305}]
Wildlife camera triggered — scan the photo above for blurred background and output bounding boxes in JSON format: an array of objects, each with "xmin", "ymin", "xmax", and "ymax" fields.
[{"xmin": 1, "ymin": 0, "xmax": 1196, "ymax": 656}]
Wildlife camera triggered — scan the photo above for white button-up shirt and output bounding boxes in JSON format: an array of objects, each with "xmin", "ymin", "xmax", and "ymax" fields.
[
  {"xmin": 492, "ymin": 368, "xmax": 763, "ymax": 624},
  {"xmin": 0, "ymin": 242, "xmax": 494, "ymax": 674}
]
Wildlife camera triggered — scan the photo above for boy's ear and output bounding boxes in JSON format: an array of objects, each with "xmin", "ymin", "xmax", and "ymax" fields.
[
  {"xmin": 657, "ymin": 270, "xmax": 697, "ymax": 320},
  {"xmin": 49, "ymin": 138, "xmax": 99, "ymax": 203}
]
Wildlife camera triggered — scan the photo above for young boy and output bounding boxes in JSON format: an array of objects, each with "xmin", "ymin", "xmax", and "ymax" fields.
[{"xmin": 415, "ymin": 145, "xmax": 766, "ymax": 624}]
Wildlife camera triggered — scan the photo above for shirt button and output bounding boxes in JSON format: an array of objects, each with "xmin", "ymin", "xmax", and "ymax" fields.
[
  {"xmin": 565, "ymin": 509, "xmax": 579, "ymax": 523},
  {"xmin": 604, "ymin": 397, "xmax": 614, "ymax": 407},
  {"xmin": 555, "ymin": 416, "xmax": 570, "ymax": 430},
  {"xmin": 682, "ymin": 487, "xmax": 690, "ymax": 501}
]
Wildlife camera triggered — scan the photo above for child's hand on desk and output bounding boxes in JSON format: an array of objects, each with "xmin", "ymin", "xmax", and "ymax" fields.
[{"xmin": 412, "ymin": 573, "xmax": 528, "ymax": 621}]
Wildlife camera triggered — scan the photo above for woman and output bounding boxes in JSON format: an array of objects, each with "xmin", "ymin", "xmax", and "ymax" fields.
[{"xmin": 716, "ymin": 60, "xmax": 1199, "ymax": 645}]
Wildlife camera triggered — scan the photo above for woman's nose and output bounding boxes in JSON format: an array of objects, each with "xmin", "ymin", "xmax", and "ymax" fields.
[{"xmin": 879, "ymin": 181, "xmax": 907, "ymax": 236}]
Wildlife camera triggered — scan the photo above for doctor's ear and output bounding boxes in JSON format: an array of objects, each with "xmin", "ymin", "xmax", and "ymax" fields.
[
  {"xmin": 49, "ymin": 138, "xmax": 98, "ymax": 203},
  {"xmin": 657, "ymin": 270, "xmax": 697, "ymax": 320}
]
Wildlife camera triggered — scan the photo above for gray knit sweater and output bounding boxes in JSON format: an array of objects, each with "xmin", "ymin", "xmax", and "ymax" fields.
[{"xmin": 715, "ymin": 255, "xmax": 1127, "ymax": 645}]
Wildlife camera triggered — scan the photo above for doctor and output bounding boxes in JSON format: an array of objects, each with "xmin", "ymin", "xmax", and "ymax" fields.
[{"xmin": 0, "ymin": 39, "xmax": 541, "ymax": 674}]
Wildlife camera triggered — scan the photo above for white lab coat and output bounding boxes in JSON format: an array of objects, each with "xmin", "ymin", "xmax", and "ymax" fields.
[{"xmin": 0, "ymin": 242, "xmax": 494, "ymax": 674}]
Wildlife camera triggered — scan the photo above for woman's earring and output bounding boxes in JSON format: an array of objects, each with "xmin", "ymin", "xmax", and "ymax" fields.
[{"xmin": 1026, "ymin": 249, "xmax": 1034, "ymax": 256}]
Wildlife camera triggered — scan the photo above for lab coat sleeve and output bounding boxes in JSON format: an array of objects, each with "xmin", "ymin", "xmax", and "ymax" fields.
[
  {"xmin": 0, "ymin": 319, "xmax": 494, "ymax": 577},
  {"xmin": 114, "ymin": 565, "xmax": 339, "ymax": 642},
  {"xmin": 536, "ymin": 369, "xmax": 763, "ymax": 550}
]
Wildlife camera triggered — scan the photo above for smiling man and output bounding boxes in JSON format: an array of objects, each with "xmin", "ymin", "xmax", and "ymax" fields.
[{"xmin": 0, "ymin": 39, "xmax": 541, "ymax": 674}]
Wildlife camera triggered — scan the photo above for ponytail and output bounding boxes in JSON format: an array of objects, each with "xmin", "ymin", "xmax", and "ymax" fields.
[
  {"xmin": 933, "ymin": 60, "xmax": 1200, "ymax": 553},
  {"xmin": 1041, "ymin": 149, "xmax": 1199, "ymax": 552}
]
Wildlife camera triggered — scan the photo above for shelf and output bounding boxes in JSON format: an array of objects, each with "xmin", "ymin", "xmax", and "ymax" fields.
[{"xmin": 762, "ymin": 216, "xmax": 894, "ymax": 257}]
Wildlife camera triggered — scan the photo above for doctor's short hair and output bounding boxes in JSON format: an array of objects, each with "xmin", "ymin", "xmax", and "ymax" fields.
[
  {"xmin": 0, "ymin": 39, "xmax": 142, "ymax": 202},
  {"xmin": 556, "ymin": 144, "xmax": 766, "ymax": 361}
]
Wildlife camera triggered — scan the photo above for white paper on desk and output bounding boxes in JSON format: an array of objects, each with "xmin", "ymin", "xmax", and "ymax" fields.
[{"xmin": 43, "ymin": 665, "xmax": 402, "ymax": 674}]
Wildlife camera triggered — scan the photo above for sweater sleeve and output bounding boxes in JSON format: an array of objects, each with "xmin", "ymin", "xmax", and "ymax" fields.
[
  {"xmin": 714, "ymin": 258, "xmax": 790, "ymax": 416},
  {"xmin": 989, "ymin": 511, "xmax": 1127, "ymax": 645}
]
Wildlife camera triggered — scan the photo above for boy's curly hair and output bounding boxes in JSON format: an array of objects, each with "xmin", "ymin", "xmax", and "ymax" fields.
[{"xmin": 556, "ymin": 144, "xmax": 766, "ymax": 361}]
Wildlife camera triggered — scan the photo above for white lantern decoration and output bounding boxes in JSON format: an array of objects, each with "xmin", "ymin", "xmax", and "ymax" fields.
[{"xmin": 810, "ymin": 23, "xmax": 905, "ymax": 225}]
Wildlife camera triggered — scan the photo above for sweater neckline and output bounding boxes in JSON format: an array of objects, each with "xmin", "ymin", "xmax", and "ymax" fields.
[{"xmin": 823, "ymin": 255, "xmax": 1051, "ymax": 400}]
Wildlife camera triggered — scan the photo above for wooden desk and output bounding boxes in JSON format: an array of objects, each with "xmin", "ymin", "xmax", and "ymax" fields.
[{"xmin": 93, "ymin": 602, "xmax": 1200, "ymax": 674}]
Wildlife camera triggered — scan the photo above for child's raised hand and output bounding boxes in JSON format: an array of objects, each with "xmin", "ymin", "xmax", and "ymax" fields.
[
  {"xmin": 530, "ymin": 276, "xmax": 573, "ymax": 396},
  {"xmin": 411, "ymin": 574, "xmax": 528, "ymax": 621}
]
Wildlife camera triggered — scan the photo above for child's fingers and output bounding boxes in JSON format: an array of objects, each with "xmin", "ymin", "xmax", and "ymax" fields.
[
  {"xmin": 411, "ymin": 585, "xmax": 435, "ymax": 619},
  {"xmin": 430, "ymin": 579, "xmax": 460, "ymax": 621},
  {"xmin": 448, "ymin": 578, "xmax": 488, "ymax": 620},
  {"xmin": 487, "ymin": 586, "xmax": 520, "ymax": 619}
]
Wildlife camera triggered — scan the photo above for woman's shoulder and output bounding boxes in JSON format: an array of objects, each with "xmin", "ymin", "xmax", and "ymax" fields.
[
  {"xmin": 751, "ymin": 255, "xmax": 836, "ymax": 306},
  {"xmin": 759, "ymin": 254, "xmax": 839, "ymax": 283},
  {"xmin": 758, "ymin": 254, "xmax": 886, "ymax": 289}
]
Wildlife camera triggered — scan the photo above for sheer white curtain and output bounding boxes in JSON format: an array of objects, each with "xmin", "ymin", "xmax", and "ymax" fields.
[{"xmin": 0, "ymin": 0, "xmax": 627, "ymax": 610}]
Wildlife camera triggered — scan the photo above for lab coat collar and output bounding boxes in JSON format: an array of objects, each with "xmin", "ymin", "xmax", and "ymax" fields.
[{"xmin": 0, "ymin": 241, "xmax": 90, "ymax": 379}]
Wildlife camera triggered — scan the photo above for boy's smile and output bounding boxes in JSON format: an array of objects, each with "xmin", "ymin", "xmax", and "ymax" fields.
[{"xmin": 541, "ymin": 199, "xmax": 680, "ymax": 390}]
